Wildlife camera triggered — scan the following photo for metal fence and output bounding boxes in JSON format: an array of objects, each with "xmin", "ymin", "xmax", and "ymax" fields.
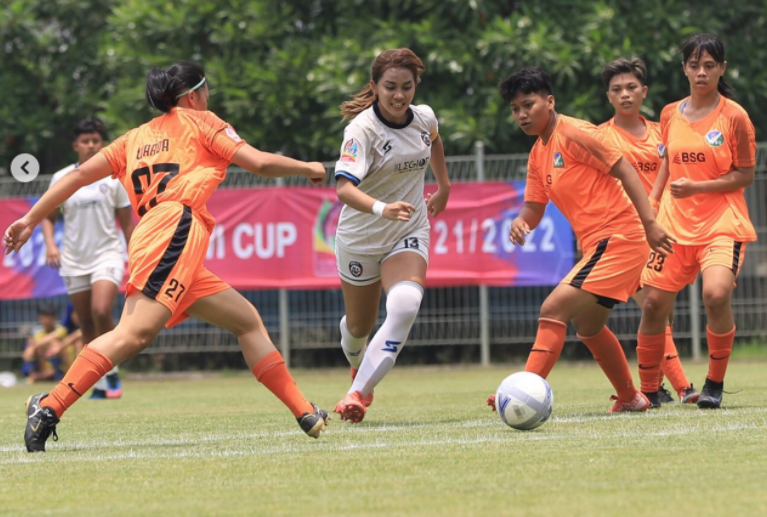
[{"xmin": 2, "ymin": 143, "xmax": 766, "ymax": 365}]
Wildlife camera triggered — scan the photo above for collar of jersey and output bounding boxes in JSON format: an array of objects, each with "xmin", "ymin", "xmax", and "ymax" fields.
[{"xmin": 373, "ymin": 102, "xmax": 414, "ymax": 129}]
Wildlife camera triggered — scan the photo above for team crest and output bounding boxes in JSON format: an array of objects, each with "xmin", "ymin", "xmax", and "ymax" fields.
[
  {"xmin": 420, "ymin": 132, "xmax": 432, "ymax": 147},
  {"xmin": 349, "ymin": 261, "xmax": 363, "ymax": 277},
  {"xmin": 553, "ymin": 152, "xmax": 564, "ymax": 168},
  {"xmin": 225, "ymin": 126, "xmax": 242, "ymax": 142},
  {"xmin": 657, "ymin": 144, "xmax": 666, "ymax": 158},
  {"xmin": 341, "ymin": 139, "xmax": 358, "ymax": 162},
  {"xmin": 705, "ymin": 130, "xmax": 724, "ymax": 147}
]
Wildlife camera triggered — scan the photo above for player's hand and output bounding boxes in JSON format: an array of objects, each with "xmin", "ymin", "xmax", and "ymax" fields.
[
  {"xmin": 509, "ymin": 217, "xmax": 531, "ymax": 246},
  {"xmin": 645, "ymin": 220, "xmax": 676, "ymax": 256},
  {"xmin": 383, "ymin": 201, "xmax": 416, "ymax": 222},
  {"xmin": 670, "ymin": 178, "xmax": 699, "ymax": 198},
  {"xmin": 46, "ymin": 243, "xmax": 61, "ymax": 269},
  {"xmin": 305, "ymin": 162, "xmax": 327, "ymax": 185},
  {"xmin": 424, "ymin": 186, "xmax": 450, "ymax": 217},
  {"xmin": 4, "ymin": 218, "xmax": 34, "ymax": 255}
]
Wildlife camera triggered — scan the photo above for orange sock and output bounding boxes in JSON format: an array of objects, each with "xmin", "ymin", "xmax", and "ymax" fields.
[
  {"xmin": 706, "ymin": 326, "xmax": 735, "ymax": 383},
  {"xmin": 251, "ymin": 350, "xmax": 313, "ymax": 418},
  {"xmin": 42, "ymin": 347, "xmax": 114, "ymax": 417},
  {"xmin": 524, "ymin": 318, "xmax": 567, "ymax": 379},
  {"xmin": 660, "ymin": 326, "xmax": 691, "ymax": 393},
  {"xmin": 578, "ymin": 326, "xmax": 636, "ymax": 402},
  {"xmin": 637, "ymin": 331, "xmax": 666, "ymax": 393},
  {"xmin": 657, "ymin": 370, "xmax": 665, "ymax": 386}
]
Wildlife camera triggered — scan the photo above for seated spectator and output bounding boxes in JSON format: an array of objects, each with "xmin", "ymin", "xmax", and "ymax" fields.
[{"xmin": 22, "ymin": 304, "xmax": 77, "ymax": 383}]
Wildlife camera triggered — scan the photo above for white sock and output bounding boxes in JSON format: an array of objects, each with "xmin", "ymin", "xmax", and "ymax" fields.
[
  {"xmin": 349, "ymin": 281, "xmax": 423, "ymax": 396},
  {"xmin": 94, "ymin": 376, "xmax": 108, "ymax": 391},
  {"xmin": 340, "ymin": 316, "xmax": 369, "ymax": 369},
  {"xmin": 108, "ymin": 366, "xmax": 119, "ymax": 375}
]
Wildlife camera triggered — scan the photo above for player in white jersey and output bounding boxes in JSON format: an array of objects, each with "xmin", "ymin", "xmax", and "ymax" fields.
[
  {"xmin": 41, "ymin": 118, "xmax": 134, "ymax": 399},
  {"xmin": 333, "ymin": 49, "xmax": 451, "ymax": 423}
]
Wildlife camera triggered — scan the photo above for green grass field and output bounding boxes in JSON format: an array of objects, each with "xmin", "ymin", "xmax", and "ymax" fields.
[{"xmin": 2, "ymin": 361, "xmax": 767, "ymax": 517}]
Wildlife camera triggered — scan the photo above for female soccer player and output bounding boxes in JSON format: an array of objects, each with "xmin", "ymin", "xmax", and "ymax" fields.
[
  {"xmin": 489, "ymin": 67, "xmax": 675, "ymax": 413},
  {"xmin": 598, "ymin": 58, "xmax": 699, "ymax": 406},
  {"xmin": 6, "ymin": 61, "xmax": 330, "ymax": 452},
  {"xmin": 41, "ymin": 118, "xmax": 133, "ymax": 399},
  {"xmin": 637, "ymin": 34, "xmax": 756, "ymax": 409},
  {"xmin": 332, "ymin": 48, "xmax": 450, "ymax": 423}
]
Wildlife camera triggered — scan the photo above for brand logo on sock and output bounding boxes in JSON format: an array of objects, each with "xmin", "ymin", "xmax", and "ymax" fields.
[
  {"xmin": 67, "ymin": 383, "xmax": 83, "ymax": 396},
  {"xmin": 382, "ymin": 340, "xmax": 401, "ymax": 353},
  {"xmin": 348, "ymin": 350, "xmax": 361, "ymax": 357}
]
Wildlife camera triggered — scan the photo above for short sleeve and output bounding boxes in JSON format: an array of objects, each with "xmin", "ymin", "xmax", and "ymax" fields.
[
  {"xmin": 659, "ymin": 104, "xmax": 675, "ymax": 147},
  {"xmin": 561, "ymin": 124, "xmax": 622, "ymax": 175},
  {"xmin": 419, "ymin": 104, "xmax": 439, "ymax": 140},
  {"xmin": 728, "ymin": 108, "xmax": 756, "ymax": 168},
  {"xmin": 113, "ymin": 182, "xmax": 131, "ymax": 209},
  {"xmin": 523, "ymin": 152, "xmax": 549, "ymax": 204},
  {"xmin": 198, "ymin": 111, "xmax": 247, "ymax": 162},
  {"xmin": 100, "ymin": 132, "xmax": 129, "ymax": 180},
  {"xmin": 334, "ymin": 124, "xmax": 371, "ymax": 186}
]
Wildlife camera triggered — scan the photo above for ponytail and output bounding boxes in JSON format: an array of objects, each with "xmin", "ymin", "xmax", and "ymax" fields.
[
  {"xmin": 145, "ymin": 61, "xmax": 207, "ymax": 113},
  {"xmin": 340, "ymin": 83, "xmax": 377, "ymax": 121},
  {"xmin": 717, "ymin": 76, "xmax": 733, "ymax": 98}
]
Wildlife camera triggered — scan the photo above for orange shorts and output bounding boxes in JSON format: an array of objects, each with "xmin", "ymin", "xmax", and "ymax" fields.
[
  {"xmin": 127, "ymin": 202, "xmax": 230, "ymax": 328},
  {"xmin": 641, "ymin": 238, "xmax": 746, "ymax": 293},
  {"xmin": 563, "ymin": 234, "xmax": 649, "ymax": 307}
]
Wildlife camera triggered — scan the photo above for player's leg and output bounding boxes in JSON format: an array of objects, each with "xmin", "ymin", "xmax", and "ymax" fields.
[
  {"xmin": 340, "ymin": 279, "xmax": 381, "ymax": 407},
  {"xmin": 91, "ymin": 274, "xmax": 123, "ymax": 398},
  {"xmin": 184, "ymin": 285, "xmax": 328, "ymax": 437},
  {"xmin": 67, "ymin": 281, "xmax": 110, "ymax": 397}
]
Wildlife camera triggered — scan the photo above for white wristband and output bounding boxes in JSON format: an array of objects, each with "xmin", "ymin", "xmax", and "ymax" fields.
[{"xmin": 372, "ymin": 201, "xmax": 386, "ymax": 218}]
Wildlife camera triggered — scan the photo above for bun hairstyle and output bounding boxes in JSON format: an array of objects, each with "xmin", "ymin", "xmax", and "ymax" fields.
[
  {"xmin": 340, "ymin": 48, "xmax": 425, "ymax": 121},
  {"xmin": 680, "ymin": 33, "xmax": 733, "ymax": 98},
  {"xmin": 145, "ymin": 61, "xmax": 206, "ymax": 112}
]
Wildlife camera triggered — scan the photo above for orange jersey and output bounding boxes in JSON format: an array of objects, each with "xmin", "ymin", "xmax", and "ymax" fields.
[
  {"xmin": 525, "ymin": 115, "xmax": 644, "ymax": 250},
  {"xmin": 100, "ymin": 108, "xmax": 246, "ymax": 232},
  {"xmin": 598, "ymin": 116, "xmax": 664, "ymax": 196},
  {"xmin": 659, "ymin": 97, "xmax": 756, "ymax": 244}
]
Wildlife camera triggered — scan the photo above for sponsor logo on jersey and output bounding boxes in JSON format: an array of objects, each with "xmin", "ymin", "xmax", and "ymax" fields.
[
  {"xmin": 420, "ymin": 132, "xmax": 432, "ymax": 147},
  {"xmin": 657, "ymin": 143, "xmax": 666, "ymax": 158},
  {"xmin": 673, "ymin": 152, "xmax": 706, "ymax": 164},
  {"xmin": 705, "ymin": 130, "xmax": 724, "ymax": 147},
  {"xmin": 225, "ymin": 126, "xmax": 242, "ymax": 142},
  {"xmin": 394, "ymin": 157, "xmax": 430, "ymax": 173},
  {"xmin": 349, "ymin": 261, "xmax": 363, "ymax": 277},
  {"xmin": 553, "ymin": 152, "xmax": 564, "ymax": 168},
  {"xmin": 341, "ymin": 139, "xmax": 358, "ymax": 163}
]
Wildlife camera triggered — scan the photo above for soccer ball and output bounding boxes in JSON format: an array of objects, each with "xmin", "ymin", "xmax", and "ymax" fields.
[{"xmin": 495, "ymin": 372, "xmax": 553, "ymax": 430}]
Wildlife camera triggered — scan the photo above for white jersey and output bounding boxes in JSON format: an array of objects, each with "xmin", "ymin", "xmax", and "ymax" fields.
[
  {"xmin": 334, "ymin": 103, "xmax": 438, "ymax": 253},
  {"xmin": 50, "ymin": 164, "xmax": 131, "ymax": 276}
]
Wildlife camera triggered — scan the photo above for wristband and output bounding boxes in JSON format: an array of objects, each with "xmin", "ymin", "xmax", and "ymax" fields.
[{"xmin": 372, "ymin": 201, "xmax": 386, "ymax": 217}]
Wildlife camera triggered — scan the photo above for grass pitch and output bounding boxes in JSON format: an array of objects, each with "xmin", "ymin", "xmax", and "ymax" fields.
[{"xmin": 2, "ymin": 361, "xmax": 767, "ymax": 517}]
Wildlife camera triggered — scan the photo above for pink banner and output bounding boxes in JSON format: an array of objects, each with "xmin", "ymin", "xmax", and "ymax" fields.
[{"xmin": 0, "ymin": 182, "xmax": 574, "ymax": 299}]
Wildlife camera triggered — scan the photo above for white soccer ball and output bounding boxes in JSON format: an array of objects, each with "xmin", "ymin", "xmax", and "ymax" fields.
[{"xmin": 495, "ymin": 371, "xmax": 553, "ymax": 430}]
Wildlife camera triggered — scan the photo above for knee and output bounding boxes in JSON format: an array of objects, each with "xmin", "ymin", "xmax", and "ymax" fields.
[
  {"xmin": 346, "ymin": 319, "xmax": 374, "ymax": 338},
  {"xmin": 703, "ymin": 287, "xmax": 730, "ymax": 312},
  {"xmin": 91, "ymin": 304, "xmax": 112, "ymax": 325},
  {"xmin": 386, "ymin": 282, "xmax": 423, "ymax": 319},
  {"xmin": 539, "ymin": 298, "xmax": 564, "ymax": 321},
  {"xmin": 641, "ymin": 295, "xmax": 668, "ymax": 321}
]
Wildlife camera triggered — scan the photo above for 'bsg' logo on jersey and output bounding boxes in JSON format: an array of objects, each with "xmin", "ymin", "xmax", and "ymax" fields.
[{"xmin": 673, "ymin": 152, "xmax": 706, "ymax": 164}]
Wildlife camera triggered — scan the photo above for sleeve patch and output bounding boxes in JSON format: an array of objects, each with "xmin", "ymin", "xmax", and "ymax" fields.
[{"xmin": 340, "ymin": 139, "xmax": 358, "ymax": 162}]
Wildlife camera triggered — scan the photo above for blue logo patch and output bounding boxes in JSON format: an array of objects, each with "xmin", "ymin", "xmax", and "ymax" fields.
[
  {"xmin": 382, "ymin": 340, "xmax": 401, "ymax": 353},
  {"xmin": 657, "ymin": 144, "xmax": 666, "ymax": 158},
  {"xmin": 553, "ymin": 152, "xmax": 564, "ymax": 168},
  {"xmin": 705, "ymin": 130, "xmax": 724, "ymax": 147}
]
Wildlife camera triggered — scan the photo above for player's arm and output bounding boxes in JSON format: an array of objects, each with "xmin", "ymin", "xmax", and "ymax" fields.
[
  {"xmin": 670, "ymin": 165, "xmax": 754, "ymax": 198},
  {"xmin": 425, "ymin": 135, "xmax": 451, "ymax": 217},
  {"xmin": 509, "ymin": 202, "xmax": 546, "ymax": 246},
  {"xmin": 336, "ymin": 177, "xmax": 415, "ymax": 222},
  {"xmin": 231, "ymin": 145, "xmax": 326, "ymax": 184},
  {"xmin": 4, "ymin": 155, "xmax": 114, "ymax": 254},
  {"xmin": 41, "ymin": 210, "xmax": 61, "ymax": 268},
  {"xmin": 610, "ymin": 157, "xmax": 676, "ymax": 255},
  {"xmin": 116, "ymin": 207, "xmax": 135, "ymax": 246},
  {"xmin": 648, "ymin": 156, "xmax": 669, "ymax": 211}
]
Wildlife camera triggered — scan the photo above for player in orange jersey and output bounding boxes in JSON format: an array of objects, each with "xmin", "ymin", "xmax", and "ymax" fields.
[
  {"xmin": 5, "ymin": 61, "xmax": 330, "ymax": 452},
  {"xmin": 637, "ymin": 34, "xmax": 757, "ymax": 409},
  {"xmin": 487, "ymin": 67, "xmax": 676, "ymax": 413},
  {"xmin": 598, "ymin": 57, "xmax": 699, "ymax": 406}
]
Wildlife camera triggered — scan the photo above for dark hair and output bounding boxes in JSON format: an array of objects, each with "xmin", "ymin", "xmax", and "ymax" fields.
[
  {"xmin": 601, "ymin": 57, "xmax": 647, "ymax": 87},
  {"xmin": 340, "ymin": 48, "xmax": 425, "ymax": 121},
  {"xmin": 680, "ymin": 33, "xmax": 732, "ymax": 98},
  {"xmin": 37, "ymin": 302, "xmax": 57, "ymax": 316},
  {"xmin": 72, "ymin": 117, "xmax": 107, "ymax": 141},
  {"xmin": 145, "ymin": 61, "xmax": 206, "ymax": 113},
  {"xmin": 498, "ymin": 67, "xmax": 553, "ymax": 103}
]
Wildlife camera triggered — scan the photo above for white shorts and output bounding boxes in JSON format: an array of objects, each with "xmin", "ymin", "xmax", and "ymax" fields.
[
  {"xmin": 336, "ymin": 228, "xmax": 430, "ymax": 286},
  {"xmin": 62, "ymin": 260, "xmax": 125, "ymax": 295}
]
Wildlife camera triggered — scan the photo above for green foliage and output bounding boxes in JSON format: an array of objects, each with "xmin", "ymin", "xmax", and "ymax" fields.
[{"xmin": 2, "ymin": 0, "xmax": 766, "ymax": 171}]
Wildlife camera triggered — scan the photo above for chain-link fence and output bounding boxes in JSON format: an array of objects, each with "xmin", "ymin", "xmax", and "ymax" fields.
[{"xmin": 2, "ymin": 144, "xmax": 766, "ymax": 364}]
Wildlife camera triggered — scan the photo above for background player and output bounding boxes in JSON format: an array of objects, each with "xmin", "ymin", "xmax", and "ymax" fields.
[
  {"xmin": 598, "ymin": 58, "xmax": 699, "ymax": 405},
  {"xmin": 41, "ymin": 117, "xmax": 133, "ymax": 399},
  {"xmin": 332, "ymin": 48, "xmax": 451, "ymax": 423},
  {"xmin": 489, "ymin": 67, "xmax": 675, "ymax": 413},
  {"xmin": 637, "ymin": 34, "xmax": 757, "ymax": 409},
  {"xmin": 6, "ymin": 61, "xmax": 330, "ymax": 451}
]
